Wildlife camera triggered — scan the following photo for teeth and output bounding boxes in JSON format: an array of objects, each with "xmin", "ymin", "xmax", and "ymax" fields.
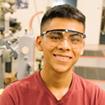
[{"xmin": 54, "ymin": 54, "xmax": 72, "ymax": 62}]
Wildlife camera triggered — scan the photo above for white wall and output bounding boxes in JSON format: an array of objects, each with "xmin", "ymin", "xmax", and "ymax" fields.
[
  {"xmin": 77, "ymin": 0, "xmax": 103, "ymax": 44},
  {"xmin": 103, "ymin": 0, "xmax": 105, "ymax": 7},
  {"xmin": 11, "ymin": 0, "xmax": 51, "ymax": 37}
]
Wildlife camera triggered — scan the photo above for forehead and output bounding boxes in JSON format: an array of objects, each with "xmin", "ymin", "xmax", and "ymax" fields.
[{"xmin": 42, "ymin": 18, "xmax": 85, "ymax": 33}]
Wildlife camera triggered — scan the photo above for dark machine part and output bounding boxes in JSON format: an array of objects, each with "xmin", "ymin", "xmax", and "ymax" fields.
[
  {"xmin": 4, "ymin": 41, "xmax": 18, "ymax": 59},
  {"xmin": 0, "ymin": 40, "xmax": 18, "ymax": 59}
]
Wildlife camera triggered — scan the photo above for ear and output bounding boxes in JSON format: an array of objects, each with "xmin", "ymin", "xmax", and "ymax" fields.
[
  {"xmin": 80, "ymin": 40, "xmax": 85, "ymax": 55},
  {"xmin": 35, "ymin": 36, "xmax": 43, "ymax": 51},
  {"xmin": 80, "ymin": 49, "xmax": 84, "ymax": 55}
]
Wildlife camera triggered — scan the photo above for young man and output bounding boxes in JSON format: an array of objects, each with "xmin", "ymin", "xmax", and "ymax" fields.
[{"xmin": 0, "ymin": 4, "xmax": 105, "ymax": 105}]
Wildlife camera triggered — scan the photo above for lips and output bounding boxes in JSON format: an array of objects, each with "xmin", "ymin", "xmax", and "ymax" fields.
[{"xmin": 53, "ymin": 54, "xmax": 72, "ymax": 62}]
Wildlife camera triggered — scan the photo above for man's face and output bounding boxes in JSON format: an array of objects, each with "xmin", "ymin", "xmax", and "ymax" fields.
[{"xmin": 36, "ymin": 18, "xmax": 85, "ymax": 73}]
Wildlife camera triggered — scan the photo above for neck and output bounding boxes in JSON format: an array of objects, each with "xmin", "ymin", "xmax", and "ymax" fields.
[
  {"xmin": 40, "ymin": 68, "xmax": 73, "ymax": 89},
  {"xmin": 40, "ymin": 68, "xmax": 73, "ymax": 100}
]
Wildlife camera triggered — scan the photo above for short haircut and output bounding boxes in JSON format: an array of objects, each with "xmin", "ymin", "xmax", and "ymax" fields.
[{"xmin": 40, "ymin": 4, "xmax": 86, "ymax": 32}]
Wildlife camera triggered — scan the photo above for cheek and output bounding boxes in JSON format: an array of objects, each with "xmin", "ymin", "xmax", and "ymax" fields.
[
  {"xmin": 73, "ymin": 43, "xmax": 85, "ymax": 56},
  {"xmin": 73, "ymin": 47, "xmax": 83, "ymax": 57},
  {"xmin": 42, "ymin": 42, "xmax": 56, "ymax": 51}
]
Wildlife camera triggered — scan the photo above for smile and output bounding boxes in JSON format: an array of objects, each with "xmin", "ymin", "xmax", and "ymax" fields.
[{"xmin": 53, "ymin": 54, "xmax": 72, "ymax": 62}]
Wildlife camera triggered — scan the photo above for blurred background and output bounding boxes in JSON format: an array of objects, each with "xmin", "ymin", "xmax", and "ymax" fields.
[{"xmin": 0, "ymin": 0, "xmax": 105, "ymax": 94}]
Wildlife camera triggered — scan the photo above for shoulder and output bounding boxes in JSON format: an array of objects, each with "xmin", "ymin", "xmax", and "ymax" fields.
[
  {"xmin": 0, "ymin": 71, "xmax": 40, "ymax": 105},
  {"xmin": 73, "ymin": 72, "xmax": 105, "ymax": 96},
  {"xmin": 1, "ymin": 71, "xmax": 39, "ymax": 96},
  {"xmin": 71, "ymin": 73, "xmax": 105, "ymax": 104}
]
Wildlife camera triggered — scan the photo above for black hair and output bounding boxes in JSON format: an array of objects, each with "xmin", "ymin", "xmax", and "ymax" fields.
[{"xmin": 40, "ymin": 4, "xmax": 86, "ymax": 32}]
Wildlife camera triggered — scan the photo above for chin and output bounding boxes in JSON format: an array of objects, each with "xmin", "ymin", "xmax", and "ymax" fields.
[{"xmin": 52, "ymin": 65, "xmax": 73, "ymax": 74}]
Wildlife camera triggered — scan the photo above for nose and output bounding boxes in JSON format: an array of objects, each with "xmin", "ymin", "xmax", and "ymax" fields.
[{"xmin": 57, "ymin": 38, "xmax": 72, "ymax": 51}]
